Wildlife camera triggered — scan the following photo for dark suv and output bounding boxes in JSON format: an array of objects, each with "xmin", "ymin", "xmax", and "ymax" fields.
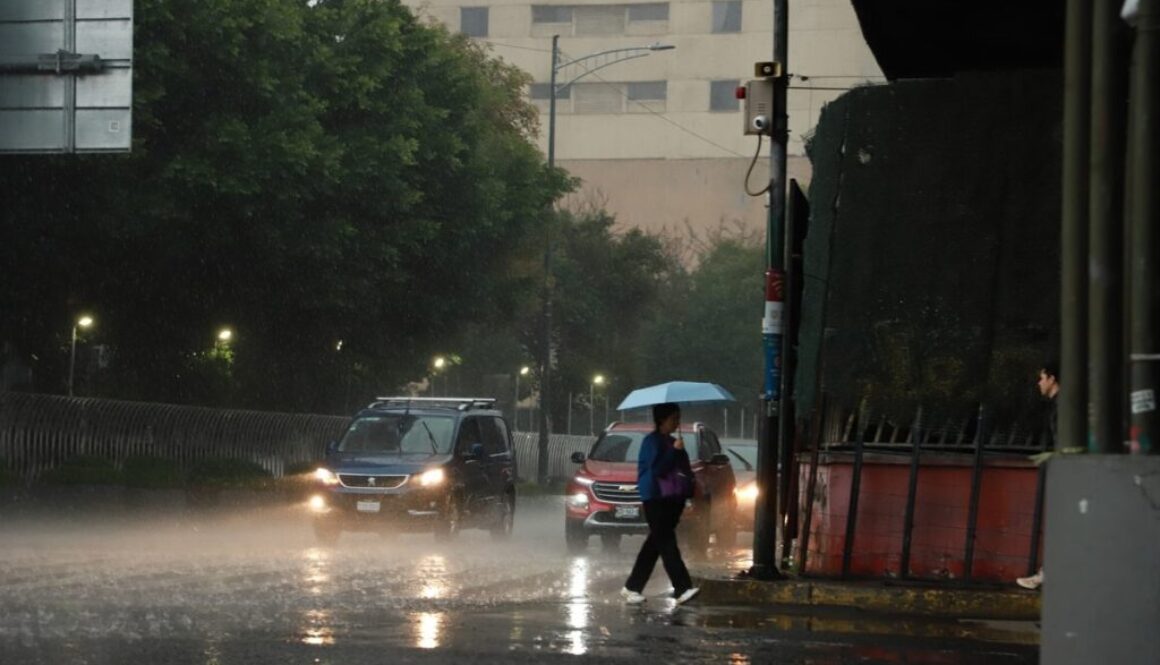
[
  {"xmin": 309, "ymin": 397, "xmax": 516, "ymax": 544},
  {"xmin": 564, "ymin": 421, "xmax": 737, "ymax": 554}
]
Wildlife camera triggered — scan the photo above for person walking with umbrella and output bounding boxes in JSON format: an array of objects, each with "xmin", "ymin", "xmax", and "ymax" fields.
[{"xmin": 621, "ymin": 402, "xmax": 700, "ymax": 605}]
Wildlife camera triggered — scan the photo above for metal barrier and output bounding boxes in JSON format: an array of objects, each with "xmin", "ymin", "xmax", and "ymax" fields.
[
  {"xmin": 796, "ymin": 397, "xmax": 1052, "ymax": 583},
  {"xmin": 0, "ymin": 392, "xmax": 596, "ymax": 484}
]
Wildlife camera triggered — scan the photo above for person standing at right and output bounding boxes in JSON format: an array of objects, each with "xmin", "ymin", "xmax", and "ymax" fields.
[
  {"xmin": 621, "ymin": 402, "xmax": 700, "ymax": 605},
  {"xmin": 1017, "ymin": 362, "xmax": 1059, "ymax": 590}
]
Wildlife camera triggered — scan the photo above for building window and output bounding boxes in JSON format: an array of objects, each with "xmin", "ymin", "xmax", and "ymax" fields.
[
  {"xmin": 709, "ymin": 79, "xmax": 740, "ymax": 111},
  {"xmin": 628, "ymin": 3, "xmax": 669, "ymax": 21},
  {"xmin": 529, "ymin": 83, "xmax": 570, "ymax": 100},
  {"xmin": 532, "ymin": 4, "xmax": 668, "ymax": 35},
  {"xmin": 460, "ymin": 7, "xmax": 489, "ymax": 37},
  {"xmin": 532, "ymin": 5, "xmax": 573, "ymax": 23},
  {"xmin": 712, "ymin": 0, "xmax": 742, "ymax": 33},
  {"xmin": 627, "ymin": 80, "xmax": 667, "ymax": 112}
]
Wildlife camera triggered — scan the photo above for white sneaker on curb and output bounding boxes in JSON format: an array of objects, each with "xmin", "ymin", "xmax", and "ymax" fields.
[
  {"xmin": 674, "ymin": 587, "xmax": 701, "ymax": 605},
  {"xmin": 620, "ymin": 587, "xmax": 646, "ymax": 604},
  {"xmin": 1016, "ymin": 570, "xmax": 1043, "ymax": 590}
]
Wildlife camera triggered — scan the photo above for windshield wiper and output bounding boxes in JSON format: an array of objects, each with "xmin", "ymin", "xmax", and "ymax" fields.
[
  {"xmin": 727, "ymin": 448, "xmax": 754, "ymax": 471},
  {"xmin": 418, "ymin": 420, "xmax": 440, "ymax": 455}
]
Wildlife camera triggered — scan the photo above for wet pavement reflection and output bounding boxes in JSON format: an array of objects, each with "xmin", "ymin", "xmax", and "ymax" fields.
[{"xmin": 0, "ymin": 496, "xmax": 1037, "ymax": 664}]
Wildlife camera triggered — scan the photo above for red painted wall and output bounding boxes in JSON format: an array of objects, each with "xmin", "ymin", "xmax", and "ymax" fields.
[{"xmin": 798, "ymin": 453, "xmax": 1042, "ymax": 581}]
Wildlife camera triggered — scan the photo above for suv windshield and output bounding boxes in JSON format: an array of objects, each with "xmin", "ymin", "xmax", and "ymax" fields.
[
  {"xmin": 590, "ymin": 431, "xmax": 700, "ymax": 462},
  {"xmin": 339, "ymin": 414, "xmax": 455, "ymax": 454}
]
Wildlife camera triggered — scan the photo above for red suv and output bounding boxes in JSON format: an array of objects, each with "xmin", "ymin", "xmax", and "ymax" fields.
[{"xmin": 564, "ymin": 421, "xmax": 737, "ymax": 554}]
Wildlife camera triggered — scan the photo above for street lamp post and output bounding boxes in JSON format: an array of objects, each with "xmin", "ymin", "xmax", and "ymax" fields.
[
  {"xmin": 514, "ymin": 365, "xmax": 530, "ymax": 431},
  {"xmin": 537, "ymin": 37, "xmax": 675, "ymax": 480},
  {"xmin": 590, "ymin": 374, "xmax": 605, "ymax": 435},
  {"xmin": 433, "ymin": 356, "xmax": 446, "ymax": 396},
  {"xmin": 68, "ymin": 315, "xmax": 94, "ymax": 397}
]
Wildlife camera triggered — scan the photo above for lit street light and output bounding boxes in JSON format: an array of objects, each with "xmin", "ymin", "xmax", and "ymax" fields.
[
  {"xmin": 590, "ymin": 374, "xmax": 606, "ymax": 435},
  {"xmin": 68, "ymin": 315, "xmax": 94, "ymax": 397},
  {"xmin": 514, "ymin": 366, "xmax": 531, "ymax": 432}
]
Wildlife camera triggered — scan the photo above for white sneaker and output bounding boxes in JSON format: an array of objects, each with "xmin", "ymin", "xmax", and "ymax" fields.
[
  {"xmin": 674, "ymin": 587, "xmax": 701, "ymax": 605},
  {"xmin": 620, "ymin": 587, "xmax": 646, "ymax": 604},
  {"xmin": 1016, "ymin": 570, "xmax": 1043, "ymax": 590}
]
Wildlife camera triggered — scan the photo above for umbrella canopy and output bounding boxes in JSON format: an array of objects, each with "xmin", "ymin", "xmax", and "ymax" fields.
[{"xmin": 616, "ymin": 381, "xmax": 737, "ymax": 411}]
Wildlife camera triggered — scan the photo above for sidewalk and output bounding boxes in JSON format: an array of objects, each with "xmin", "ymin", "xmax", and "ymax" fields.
[{"xmin": 693, "ymin": 570, "xmax": 1041, "ymax": 621}]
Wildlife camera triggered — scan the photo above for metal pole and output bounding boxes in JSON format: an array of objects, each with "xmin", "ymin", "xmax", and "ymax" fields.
[
  {"xmin": 748, "ymin": 0, "xmax": 789, "ymax": 582},
  {"xmin": 1129, "ymin": 0, "xmax": 1160, "ymax": 454},
  {"xmin": 589, "ymin": 383, "xmax": 595, "ymax": 435},
  {"xmin": 567, "ymin": 391, "xmax": 573, "ymax": 436},
  {"xmin": 1061, "ymin": 0, "xmax": 1093, "ymax": 452},
  {"xmin": 963, "ymin": 406, "xmax": 987, "ymax": 582},
  {"xmin": 67, "ymin": 324, "xmax": 78, "ymax": 397},
  {"xmin": 514, "ymin": 372, "xmax": 521, "ymax": 432},
  {"xmin": 537, "ymin": 35, "xmax": 560, "ymax": 483},
  {"xmin": 899, "ymin": 406, "xmax": 924, "ymax": 579},
  {"xmin": 1089, "ymin": 0, "xmax": 1130, "ymax": 453}
]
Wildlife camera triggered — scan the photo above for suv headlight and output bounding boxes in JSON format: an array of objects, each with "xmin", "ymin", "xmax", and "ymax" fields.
[
  {"xmin": 573, "ymin": 476, "xmax": 594, "ymax": 486},
  {"xmin": 734, "ymin": 482, "xmax": 759, "ymax": 503},
  {"xmin": 314, "ymin": 468, "xmax": 339, "ymax": 486},
  {"xmin": 567, "ymin": 492, "xmax": 589, "ymax": 508},
  {"xmin": 418, "ymin": 468, "xmax": 445, "ymax": 487}
]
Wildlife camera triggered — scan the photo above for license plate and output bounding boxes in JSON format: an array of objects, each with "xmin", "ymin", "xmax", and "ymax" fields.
[
  {"xmin": 356, "ymin": 500, "xmax": 381, "ymax": 513},
  {"xmin": 615, "ymin": 505, "xmax": 640, "ymax": 520}
]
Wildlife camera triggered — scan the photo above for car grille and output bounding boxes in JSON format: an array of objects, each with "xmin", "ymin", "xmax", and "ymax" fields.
[
  {"xmin": 592, "ymin": 482, "xmax": 640, "ymax": 503},
  {"xmin": 338, "ymin": 474, "xmax": 407, "ymax": 489}
]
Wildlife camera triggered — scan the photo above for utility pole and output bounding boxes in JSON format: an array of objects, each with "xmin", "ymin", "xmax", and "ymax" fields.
[
  {"xmin": 749, "ymin": 0, "xmax": 788, "ymax": 581},
  {"xmin": 1061, "ymin": 0, "xmax": 1092, "ymax": 452},
  {"xmin": 537, "ymin": 35, "xmax": 560, "ymax": 485},
  {"xmin": 1128, "ymin": 0, "xmax": 1160, "ymax": 454}
]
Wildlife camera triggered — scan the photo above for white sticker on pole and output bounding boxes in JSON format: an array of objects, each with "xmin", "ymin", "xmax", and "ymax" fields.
[
  {"xmin": 1131, "ymin": 389, "xmax": 1156, "ymax": 414},
  {"xmin": 762, "ymin": 302, "xmax": 784, "ymax": 334}
]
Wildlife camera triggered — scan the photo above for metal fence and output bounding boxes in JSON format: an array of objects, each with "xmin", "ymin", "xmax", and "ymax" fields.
[
  {"xmin": 794, "ymin": 396, "xmax": 1051, "ymax": 583},
  {"xmin": 0, "ymin": 392, "xmax": 595, "ymax": 484}
]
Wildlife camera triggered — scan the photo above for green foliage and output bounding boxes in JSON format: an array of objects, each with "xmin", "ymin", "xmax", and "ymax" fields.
[
  {"xmin": 39, "ymin": 456, "xmax": 124, "ymax": 486},
  {"xmin": 123, "ymin": 456, "xmax": 185, "ymax": 489},
  {"xmin": 640, "ymin": 224, "xmax": 765, "ymax": 403},
  {"xmin": 188, "ymin": 457, "xmax": 273, "ymax": 489},
  {"xmin": 0, "ymin": 0, "xmax": 566, "ymax": 413}
]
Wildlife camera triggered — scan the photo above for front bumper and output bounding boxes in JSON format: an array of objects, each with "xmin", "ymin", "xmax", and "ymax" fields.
[{"xmin": 310, "ymin": 487, "xmax": 448, "ymax": 530}]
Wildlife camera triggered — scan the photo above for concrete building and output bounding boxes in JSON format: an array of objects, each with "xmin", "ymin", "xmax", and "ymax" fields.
[{"xmin": 409, "ymin": 0, "xmax": 883, "ymax": 235}]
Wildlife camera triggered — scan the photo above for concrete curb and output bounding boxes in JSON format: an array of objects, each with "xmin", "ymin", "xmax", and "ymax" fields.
[{"xmin": 694, "ymin": 574, "xmax": 1042, "ymax": 621}]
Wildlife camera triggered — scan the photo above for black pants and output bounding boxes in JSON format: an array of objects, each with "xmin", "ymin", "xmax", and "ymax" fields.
[{"xmin": 625, "ymin": 498, "xmax": 692, "ymax": 595}]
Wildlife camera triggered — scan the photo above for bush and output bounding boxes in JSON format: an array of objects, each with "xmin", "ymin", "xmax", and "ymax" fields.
[
  {"xmin": 39, "ymin": 456, "xmax": 123, "ymax": 486},
  {"xmin": 123, "ymin": 456, "xmax": 185, "ymax": 489},
  {"xmin": 188, "ymin": 458, "xmax": 273, "ymax": 489}
]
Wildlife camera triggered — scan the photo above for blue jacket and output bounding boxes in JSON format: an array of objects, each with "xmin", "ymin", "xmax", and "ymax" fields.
[{"xmin": 637, "ymin": 431, "xmax": 687, "ymax": 502}]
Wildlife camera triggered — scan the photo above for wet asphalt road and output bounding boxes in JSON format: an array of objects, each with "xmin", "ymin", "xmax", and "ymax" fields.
[{"xmin": 0, "ymin": 496, "xmax": 1038, "ymax": 664}]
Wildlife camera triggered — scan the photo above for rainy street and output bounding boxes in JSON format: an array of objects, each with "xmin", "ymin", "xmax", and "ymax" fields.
[{"xmin": 0, "ymin": 496, "xmax": 1038, "ymax": 665}]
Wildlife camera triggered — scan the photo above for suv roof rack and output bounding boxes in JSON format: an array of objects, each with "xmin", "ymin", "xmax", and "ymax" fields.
[{"xmin": 368, "ymin": 396, "xmax": 498, "ymax": 412}]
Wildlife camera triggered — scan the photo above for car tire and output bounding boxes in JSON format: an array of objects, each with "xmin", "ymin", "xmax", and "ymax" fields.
[
  {"xmin": 313, "ymin": 519, "xmax": 341, "ymax": 546},
  {"xmin": 600, "ymin": 533, "xmax": 622, "ymax": 552},
  {"xmin": 434, "ymin": 496, "xmax": 462, "ymax": 542},
  {"xmin": 565, "ymin": 519, "xmax": 588, "ymax": 553},
  {"xmin": 490, "ymin": 494, "xmax": 515, "ymax": 541}
]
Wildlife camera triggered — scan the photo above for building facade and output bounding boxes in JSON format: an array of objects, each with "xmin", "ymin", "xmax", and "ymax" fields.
[{"xmin": 409, "ymin": 0, "xmax": 883, "ymax": 234}]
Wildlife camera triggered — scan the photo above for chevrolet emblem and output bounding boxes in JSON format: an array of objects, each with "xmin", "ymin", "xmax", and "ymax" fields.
[{"xmin": 619, "ymin": 484, "xmax": 636, "ymax": 492}]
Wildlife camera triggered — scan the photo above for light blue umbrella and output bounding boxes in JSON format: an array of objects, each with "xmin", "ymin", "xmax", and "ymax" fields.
[{"xmin": 616, "ymin": 381, "xmax": 736, "ymax": 410}]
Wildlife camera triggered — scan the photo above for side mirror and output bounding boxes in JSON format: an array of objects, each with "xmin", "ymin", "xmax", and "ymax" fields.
[
  {"xmin": 571, "ymin": 452, "xmax": 586, "ymax": 464},
  {"xmin": 469, "ymin": 442, "xmax": 486, "ymax": 459},
  {"xmin": 325, "ymin": 440, "xmax": 339, "ymax": 455},
  {"xmin": 711, "ymin": 453, "xmax": 731, "ymax": 466}
]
